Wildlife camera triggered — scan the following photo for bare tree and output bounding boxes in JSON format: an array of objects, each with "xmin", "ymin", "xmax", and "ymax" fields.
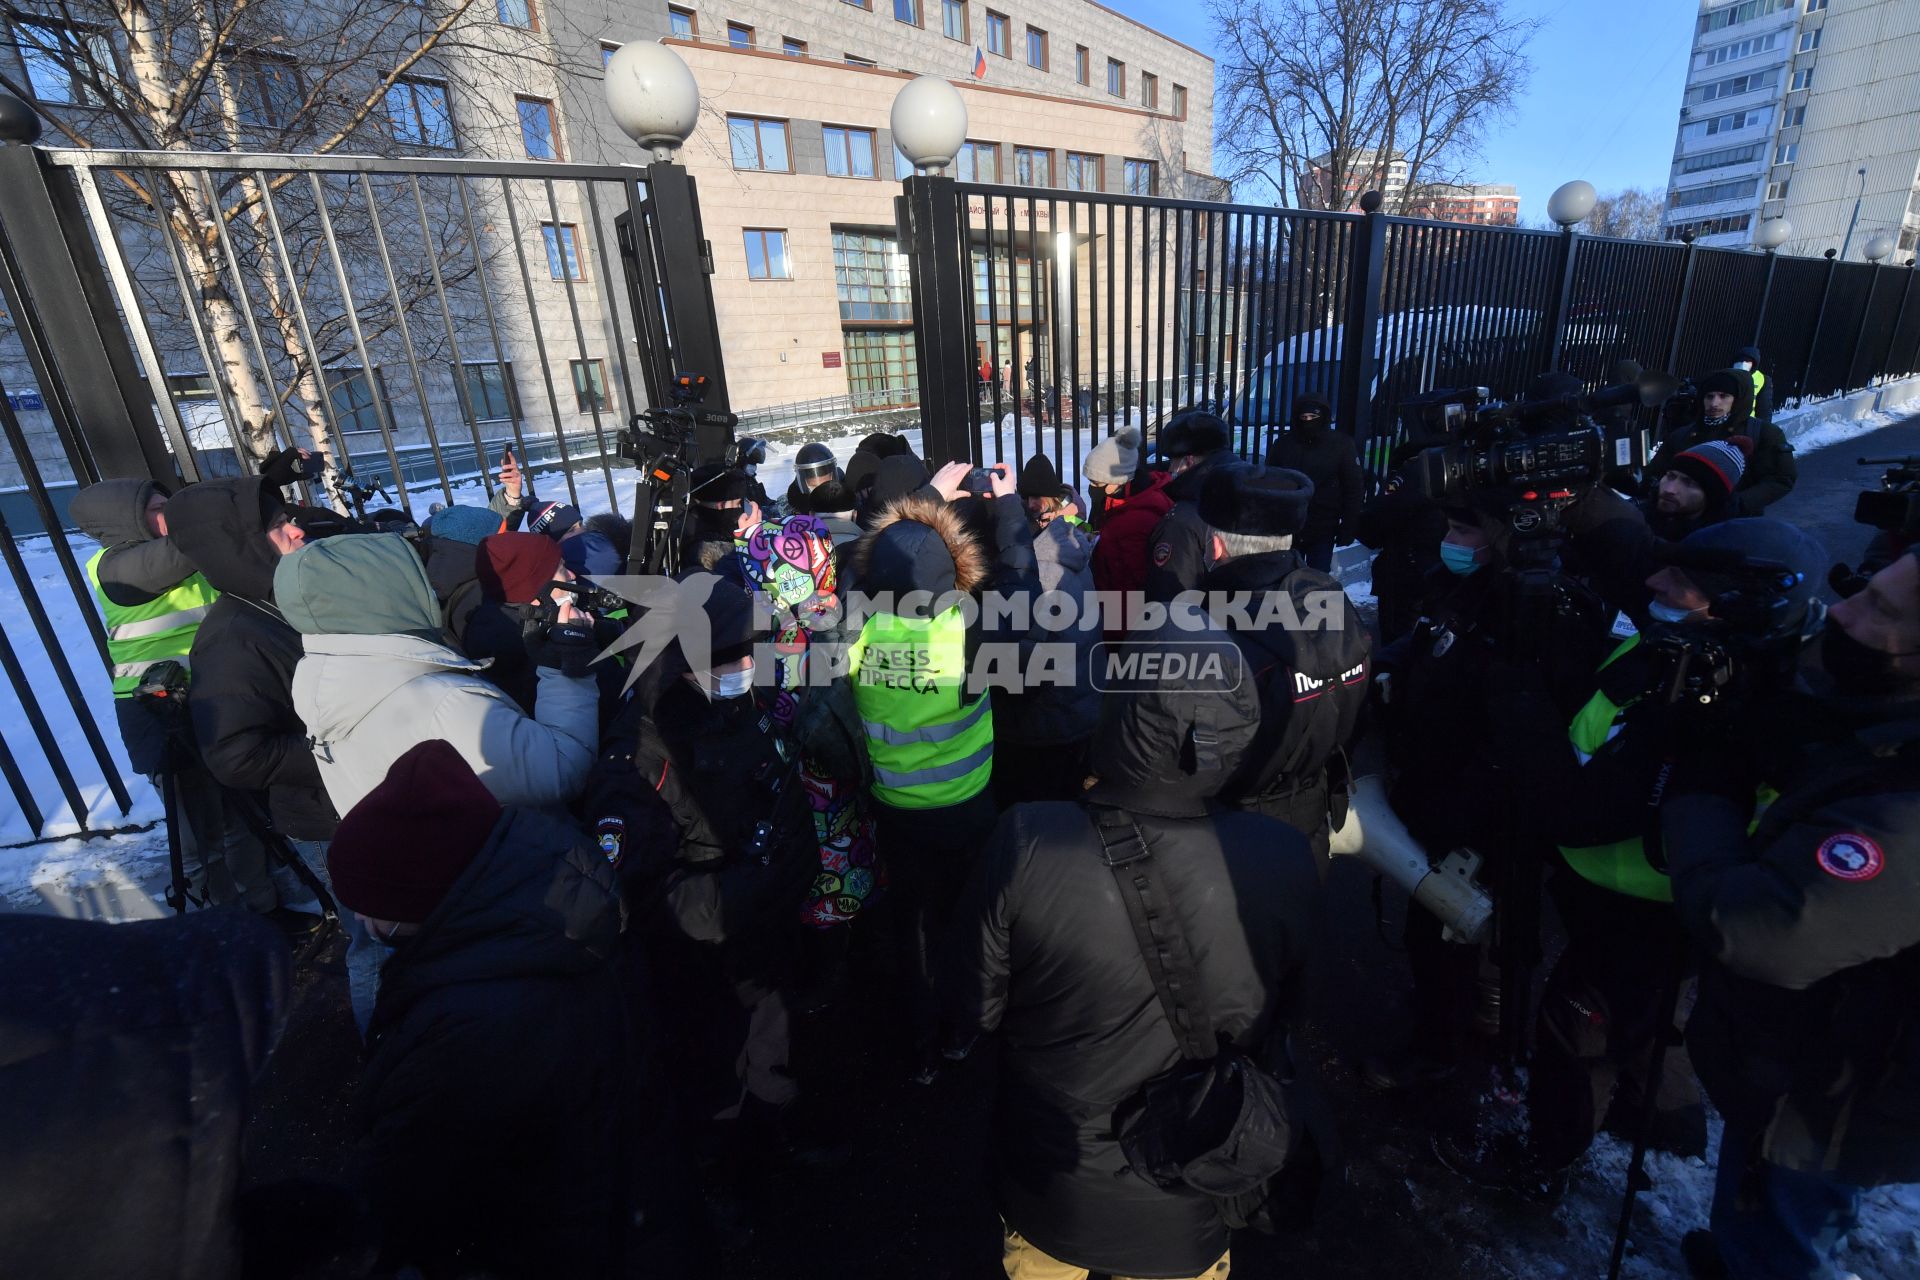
[
  {"xmin": 0, "ymin": 1, "xmax": 569, "ymax": 481},
  {"xmin": 1211, "ymin": 0, "xmax": 1538, "ymax": 214},
  {"xmin": 1581, "ymin": 187, "xmax": 1667, "ymax": 240}
]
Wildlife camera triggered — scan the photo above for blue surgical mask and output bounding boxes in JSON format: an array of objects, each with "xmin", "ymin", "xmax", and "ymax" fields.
[
  {"xmin": 710, "ymin": 667, "xmax": 754, "ymax": 700},
  {"xmin": 1647, "ymin": 600, "xmax": 1703, "ymax": 625},
  {"xmin": 1439, "ymin": 541, "xmax": 1485, "ymax": 577}
]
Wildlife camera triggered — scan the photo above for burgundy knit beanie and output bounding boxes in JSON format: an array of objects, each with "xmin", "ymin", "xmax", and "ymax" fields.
[
  {"xmin": 326, "ymin": 740, "xmax": 502, "ymax": 924},
  {"xmin": 476, "ymin": 531, "xmax": 563, "ymax": 604}
]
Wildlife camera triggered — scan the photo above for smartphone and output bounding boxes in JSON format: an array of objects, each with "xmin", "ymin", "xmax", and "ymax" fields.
[
  {"xmin": 966, "ymin": 467, "xmax": 993, "ymax": 495},
  {"xmin": 500, "ymin": 446, "xmax": 515, "ymax": 468}
]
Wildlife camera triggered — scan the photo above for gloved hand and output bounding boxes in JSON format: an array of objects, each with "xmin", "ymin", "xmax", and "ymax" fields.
[
  {"xmin": 529, "ymin": 618, "xmax": 597, "ymax": 678},
  {"xmin": 260, "ymin": 446, "xmax": 313, "ymax": 488}
]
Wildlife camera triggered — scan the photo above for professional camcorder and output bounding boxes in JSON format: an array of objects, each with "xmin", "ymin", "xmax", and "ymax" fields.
[
  {"xmin": 1398, "ymin": 374, "xmax": 1682, "ymax": 539},
  {"xmin": 620, "ymin": 372, "xmax": 736, "ymax": 479},
  {"xmin": 1830, "ymin": 456, "xmax": 1920, "ymax": 595}
]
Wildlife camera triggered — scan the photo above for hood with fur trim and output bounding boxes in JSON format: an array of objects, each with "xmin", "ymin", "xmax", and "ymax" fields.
[{"xmin": 845, "ymin": 494, "xmax": 987, "ymax": 602}]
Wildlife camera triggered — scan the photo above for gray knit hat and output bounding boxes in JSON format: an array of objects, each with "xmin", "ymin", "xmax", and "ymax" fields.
[{"xmin": 1084, "ymin": 426, "xmax": 1141, "ymax": 486}]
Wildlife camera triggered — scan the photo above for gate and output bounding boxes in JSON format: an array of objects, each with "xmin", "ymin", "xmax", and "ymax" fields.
[
  {"xmin": 0, "ymin": 138, "xmax": 725, "ymax": 845},
  {"xmin": 899, "ymin": 174, "xmax": 1920, "ymax": 489}
]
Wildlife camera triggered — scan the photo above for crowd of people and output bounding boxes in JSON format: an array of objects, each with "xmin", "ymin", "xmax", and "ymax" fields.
[{"xmin": 4, "ymin": 342, "xmax": 1918, "ymax": 1280}]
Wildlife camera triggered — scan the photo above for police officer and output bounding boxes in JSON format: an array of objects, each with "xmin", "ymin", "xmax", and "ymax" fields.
[
  {"xmin": 786, "ymin": 441, "xmax": 841, "ymax": 514},
  {"xmin": 1197, "ymin": 464, "xmax": 1371, "ymax": 870},
  {"xmin": 1143, "ymin": 407, "xmax": 1237, "ymax": 602},
  {"xmin": 1732, "ymin": 346, "xmax": 1772, "ymax": 424},
  {"xmin": 1663, "ymin": 546, "xmax": 1920, "ymax": 1280}
]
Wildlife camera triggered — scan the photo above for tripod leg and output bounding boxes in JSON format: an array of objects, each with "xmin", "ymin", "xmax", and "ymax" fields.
[
  {"xmin": 158, "ymin": 769, "xmax": 191, "ymax": 915},
  {"xmin": 1606, "ymin": 956, "xmax": 1688, "ymax": 1280}
]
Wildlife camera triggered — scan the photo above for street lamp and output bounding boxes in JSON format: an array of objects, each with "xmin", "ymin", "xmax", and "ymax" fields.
[
  {"xmin": 0, "ymin": 90, "xmax": 40, "ymax": 145},
  {"xmin": 604, "ymin": 41, "xmax": 700, "ymax": 162},
  {"xmin": 1546, "ymin": 180, "xmax": 1596, "ymax": 230},
  {"xmin": 1864, "ymin": 232, "xmax": 1896, "ymax": 263},
  {"xmin": 890, "ymin": 76, "xmax": 967, "ymax": 174},
  {"xmin": 1753, "ymin": 217, "xmax": 1792, "ymax": 252},
  {"xmin": 1839, "ymin": 166, "xmax": 1869, "ymax": 260}
]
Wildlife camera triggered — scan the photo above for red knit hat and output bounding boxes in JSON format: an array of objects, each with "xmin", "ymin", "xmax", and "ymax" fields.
[
  {"xmin": 326, "ymin": 740, "xmax": 502, "ymax": 924},
  {"xmin": 476, "ymin": 531, "xmax": 563, "ymax": 604}
]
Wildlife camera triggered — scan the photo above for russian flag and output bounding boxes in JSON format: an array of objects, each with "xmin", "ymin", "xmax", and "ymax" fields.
[{"xmin": 973, "ymin": 46, "xmax": 987, "ymax": 79}]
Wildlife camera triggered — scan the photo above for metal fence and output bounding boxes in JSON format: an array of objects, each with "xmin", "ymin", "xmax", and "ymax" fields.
[{"xmin": 900, "ymin": 175, "xmax": 1920, "ymax": 488}]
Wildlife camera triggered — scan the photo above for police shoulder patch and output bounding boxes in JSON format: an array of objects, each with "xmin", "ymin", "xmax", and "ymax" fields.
[
  {"xmin": 1152, "ymin": 542, "xmax": 1173, "ymax": 567},
  {"xmin": 1814, "ymin": 832, "xmax": 1883, "ymax": 882}
]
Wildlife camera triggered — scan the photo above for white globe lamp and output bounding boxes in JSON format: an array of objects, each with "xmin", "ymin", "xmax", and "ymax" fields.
[
  {"xmin": 605, "ymin": 41, "xmax": 700, "ymax": 162},
  {"xmin": 1753, "ymin": 218, "xmax": 1792, "ymax": 252},
  {"xmin": 1864, "ymin": 231, "xmax": 1896, "ymax": 263},
  {"xmin": 1546, "ymin": 180, "xmax": 1597, "ymax": 230},
  {"xmin": 891, "ymin": 76, "xmax": 968, "ymax": 174}
]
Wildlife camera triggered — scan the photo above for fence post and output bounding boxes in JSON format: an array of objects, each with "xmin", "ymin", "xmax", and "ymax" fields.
[
  {"xmin": 900, "ymin": 174, "xmax": 974, "ymax": 466},
  {"xmin": 1751, "ymin": 247, "xmax": 1780, "ymax": 347},
  {"xmin": 0, "ymin": 133, "xmax": 180, "ymax": 486},
  {"xmin": 1800, "ymin": 249, "xmax": 1840, "ymax": 402},
  {"xmin": 1545, "ymin": 226, "xmax": 1581, "ymax": 374},
  {"xmin": 1663, "ymin": 237, "xmax": 1700, "ymax": 375},
  {"xmin": 1335, "ymin": 191, "xmax": 1386, "ymax": 445},
  {"xmin": 1843, "ymin": 264, "xmax": 1884, "ymax": 392},
  {"xmin": 639, "ymin": 161, "xmax": 733, "ymax": 460}
]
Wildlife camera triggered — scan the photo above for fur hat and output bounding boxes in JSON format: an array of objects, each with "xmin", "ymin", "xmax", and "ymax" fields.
[
  {"xmin": 327, "ymin": 740, "xmax": 501, "ymax": 925},
  {"xmin": 845, "ymin": 495, "xmax": 986, "ymax": 604},
  {"xmin": 865, "ymin": 454, "xmax": 932, "ymax": 513},
  {"xmin": 856, "ymin": 432, "xmax": 913, "ymax": 460},
  {"xmin": 1084, "ymin": 426, "xmax": 1141, "ymax": 486},
  {"xmin": 1017, "ymin": 453, "xmax": 1062, "ymax": 498},
  {"xmin": 1670, "ymin": 436, "xmax": 1752, "ymax": 513},
  {"xmin": 1155, "ymin": 409, "xmax": 1231, "ymax": 460},
  {"xmin": 1197, "ymin": 464, "xmax": 1315, "ymax": 538}
]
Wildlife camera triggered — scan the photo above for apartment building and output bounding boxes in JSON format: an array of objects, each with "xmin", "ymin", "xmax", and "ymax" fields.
[
  {"xmin": 1405, "ymin": 182, "xmax": 1519, "ymax": 226},
  {"xmin": 1662, "ymin": 0, "xmax": 1920, "ymax": 259}
]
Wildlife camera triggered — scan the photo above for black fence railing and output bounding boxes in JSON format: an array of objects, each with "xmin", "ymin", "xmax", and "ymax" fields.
[{"xmin": 900, "ymin": 174, "xmax": 1920, "ymax": 490}]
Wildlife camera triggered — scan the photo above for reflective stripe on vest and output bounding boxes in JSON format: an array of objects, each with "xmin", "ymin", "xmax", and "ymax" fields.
[
  {"xmin": 85, "ymin": 548, "xmax": 220, "ymax": 698},
  {"xmin": 848, "ymin": 606, "xmax": 994, "ymax": 809},
  {"xmin": 1559, "ymin": 634, "xmax": 1674, "ymax": 901}
]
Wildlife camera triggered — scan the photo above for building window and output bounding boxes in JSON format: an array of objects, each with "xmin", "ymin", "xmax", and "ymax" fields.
[
  {"xmin": 385, "ymin": 78, "xmax": 456, "ymax": 148},
  {"xmin": 824, "ymin": 125, "xmax": 878, "ymax": 178},
  {"xmin": 728, "ymin": 22, "xmax": 754, "ymax": 48},
  {"xmin": 1666, "ymin": 213, "xmax": 1752, "ymax": 241},
  {"xmin": 957, "ymin": 139, "xmax": 999, "ymax": 183},
  {"xmin": 1798, "ymin": 28, "xmax": 1821, "ymax": 52},
  {"xmin": 600, "ymin": 42, "xmax": 620, "ymax": 68},
  {"xmin": 743, "ymin": 228, "xmax": 791, "ymax": 280},
  {"xmin": 783, "ymin": 36, "xmax": 807, "ymax": 57},
  {"xmin": 1026, "ymin": 27, "xmax": 1047, "ymax": 70},
  {"xmin": 1766, "ymin": 178, "xmax": 1790, "ymax": 200},
  {"xmin": 832, "ymin": 230, "xmax": 912, "ymax": 321},
  {"xmin": 1806, "ymin": 0, "xmax": 1827, "ymax": 10},
  {"xmin": 1784, "ymin": 104, "xmax": 1805, "ymax": 128},
  {"xmin": 943, "ymin": 0, "xmax": 967, "ymax": 42},
  {"xmin": 1790, "ymin": 68, "xmax": 1813, "ymax": 91},
  {"xmin": 570, "ymin": 359, "xmax": 611, "ymax": 413},
  {"xmin": 496, "ymin": 0, "xmax": 536, "ymax": 29},
  {"xmin": 842, "ymin": 0, "xmax": 870, "ymax": 7},
  {"xmin": 728, "ymin": 115, "xmax": 790, "ymax": 170},
  {"xmin": 895, "ymin": 0, "xmax": 920, "ymax": 27},
  {"xmin": 1123, "ymin": 158, "xmax": 1156, "ymax": 196},
  {"xmin": 1687, "ymin": 106, "xmax": 1770, "ymax": 139},
  {"xmin": 1065, "ymin": 151, "xmax": 1102, "ymax": 192},
  {"xmin": 668, "ymin": 6, "xmax": 696, "ymax": 37},
  {"xmin": 1690, "ymin": 70, "xmax": 1779, "ymax": 104},
  {"xmin": 1699, "ymin": 0, "xmax": 1794, "ymax": 35},
  {"xmin": 1172, "ymin": 83, "xmax": 1187, "ymax": 119},
  {"xmin": 985, "ymin": 11, "xmax": 1010, "ymax": 57},
  {"xmin": 1141, "ymin": 72, "xmax": 1158, "ymax": 110},
  {"xmin": 1669, "ymin": 177, "xmax": 1760, "ymax": 208},
  {"xmin": 1703, "ymin": 33, "xmax": 1779, "ymax": 67},
  {"xmin": 324, "ymin": 367, "xmax": 393, "ymax": 436},
  {"xmin": 1014, "ymin": 146, "xmax": 1052, "ymax": 188},
  {"xmin": 970, "ymin": 249, "xmax": 1035, "ymax": 322},
  {"xmin": 1679, "ymin": 142, "xmax": 1762, "ymax": 174},
  {"xmin": 845, "ymin": 53, "xmax": 877, "ymax": 68},
  {"xmin": 894, "ymin": 141, "xmax": 916, "ymax": 180},
  {"xmin": 542, "ymin": 223, "xmax": 585, "ymax": 281},
  {"xmin": 844, "ymin": 329, "xmax": 918, "ymax": 406},
  {"xmin": 457, "ymin": 362, "xmax": 519, "ymax": 421},
  {"xmin": 516, "ymin": 96, "xmax": 559, "ymax": 159},
  {"xmin": 236, "ymin": 57, "xmax": 301, "ymax": 129},
  {"xmin": 1106, "ymin": 58, "xmax": 1124, "ymax": 97},
  {"xmin": 15, "ymin": 22, "xmax": 114, "ymax": 105},
  {"xmin": 1075, "ymin": 45, "xmax": 1090, "ymax": 85},
  {"xmin": 1774, "ymin": 142, "xmax": 1797, "ymax": 164}
]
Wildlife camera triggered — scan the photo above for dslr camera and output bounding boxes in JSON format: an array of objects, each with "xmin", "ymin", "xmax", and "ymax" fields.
[
  {"xmin": 1643, "ymin": 553, "xmax": 1810, "ymax": 706},
  {"xmin": 1399, "ymin": 374, "xmax": 1679, "ymax": 539}
]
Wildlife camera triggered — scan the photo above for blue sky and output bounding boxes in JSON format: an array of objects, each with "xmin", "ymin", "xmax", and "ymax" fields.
[{"xmin": 1122, "ymin": 0, "xmax": 1694, "ymax": 221}]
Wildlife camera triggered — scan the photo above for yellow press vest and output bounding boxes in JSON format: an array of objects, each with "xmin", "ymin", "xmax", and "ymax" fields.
[
  {"xmin": 1749, "ymin": 368, "xmax": 1766, "ymax": 404},
  {"xmin": 85, "ymin": 548, "xmax": 219, "ymax": 698},
  {"xmin": 847, "ymin": 606, "xmax": 993, "ymax": 809}
]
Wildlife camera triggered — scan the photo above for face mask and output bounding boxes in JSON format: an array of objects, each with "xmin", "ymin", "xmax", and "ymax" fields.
[
  {"xmin": 1820, "ymin": 623, "xmax": 1918, "ymax": 696},
  {"xmin": 709, "ymin": 667, "xmax": 754, "ymax": 700},
  {"xmin": 1439, "ymin": 541, "xmax": 1485, "ymax": 576},
  {"xmin": 1648, "ymin": 600, "xmax": 1704, "ymax": 625}
]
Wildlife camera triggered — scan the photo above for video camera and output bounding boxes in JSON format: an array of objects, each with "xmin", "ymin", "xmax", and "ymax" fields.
[
  {"xmin": 620, "ymin": 372, "xmax": 737, "ymax": 481},
  {"xmin": 1643, "ymin": 550, "xmax": 1810, "ymax": 706},
  {"xmin": 1399, "ymin": 374, "xmax": 1681, "ymax": 540},
  {"xmin": 1829, "ymin": 456, "xmax": 1920, "ymax": 595}
]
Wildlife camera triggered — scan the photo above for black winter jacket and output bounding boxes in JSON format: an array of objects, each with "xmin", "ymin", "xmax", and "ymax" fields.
[
  {"xmin": 357, "ymin": 805, "xmax": 641, "ymax": 1278},
  {"xmin": 169, "ymin": 477, "xmax": 339, "ymax": 840},
  {"xmin": 1354, "ymin": 466, "xmax": 1447, "ymax": 644},
  {"xmin": 1646, "ymin": 375, "xmax": 1796, "ymax": 516},
  {"xmin": 1665, "ymin": 704, "xmax": 1920, "ymax": 1187},
  {"xmin": 1143, "ymin": 450, "xmax": 1240, "ymax": 602},
  {"xmin": 0, "ymin": 909, "xmax": 289, "ymax": 1280},
  {"xmin": 943, "ymin": 800, "xmax": 1320, "ymax": 1277},
  {"xmin": 1263, "ymin": 425, "xmax": 1364, "ymax": 550}
]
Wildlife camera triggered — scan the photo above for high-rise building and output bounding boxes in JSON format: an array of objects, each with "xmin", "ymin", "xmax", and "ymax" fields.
[
  {"xmin": 1663, "ymin": 0, "xmax": 1920, "ymax": 260},
  {"xmin": 1406, "ymin": 182, "xmax": 1519, "ymax": 226}
]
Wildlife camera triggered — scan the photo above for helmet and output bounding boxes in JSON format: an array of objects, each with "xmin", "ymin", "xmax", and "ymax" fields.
[{"xmin": 796, "ymin": 441, "xmax": 838, "ymax": 483}]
